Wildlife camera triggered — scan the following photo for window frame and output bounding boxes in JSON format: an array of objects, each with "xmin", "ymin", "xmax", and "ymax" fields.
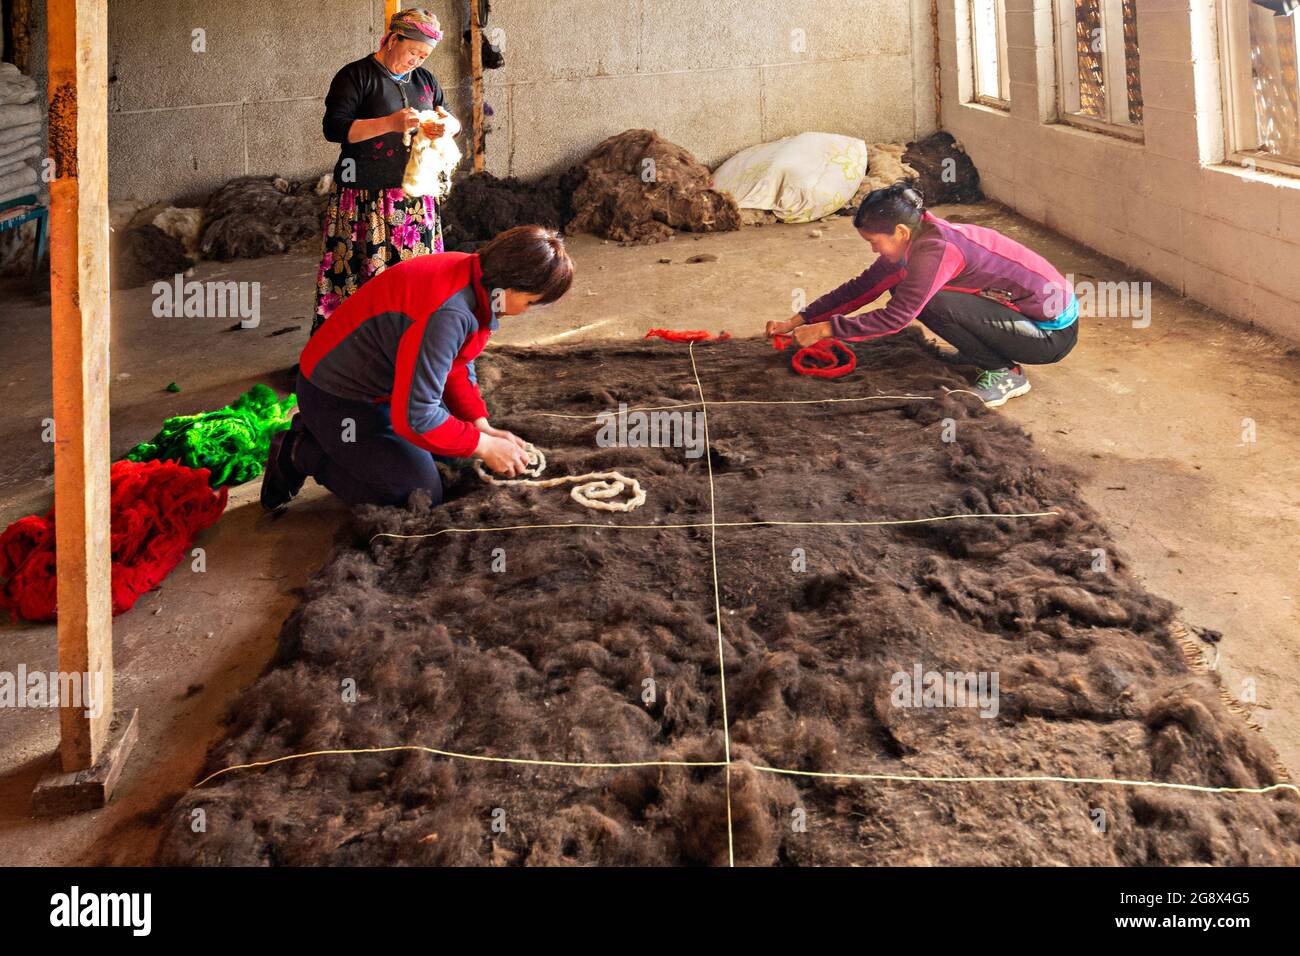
[
  {"xmin": 969, "ymin": 0, "xmax": 1011, "ymax": 110},
  {"xmin": 1053, "ymin": 0, "xmax": 1144, "ymax": 140},
  {"xmin": 1218, "ymin": 0, "xmax": 1300, "ymax": 175}
]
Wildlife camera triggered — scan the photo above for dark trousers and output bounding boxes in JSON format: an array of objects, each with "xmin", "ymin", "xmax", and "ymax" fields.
[
  {"xmin": 916, "ymin": 290, "xmax": 1078, "ymax": 369},
  {"xmin": 293, "ymin": 373, "xmax": 445, "ymax": 508}
]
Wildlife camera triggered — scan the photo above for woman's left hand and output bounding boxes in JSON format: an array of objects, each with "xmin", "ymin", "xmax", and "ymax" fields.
[
  {"xmin": 475, "ymin": 419, "xmax": 528, "ymax": 451},
  {"xmin": 421, "ymin": 120, "xmax": 446, "ymax": 140},
  {"xmin": 792, "ymin": 321, "xmax": 833, "ymax": 348}
]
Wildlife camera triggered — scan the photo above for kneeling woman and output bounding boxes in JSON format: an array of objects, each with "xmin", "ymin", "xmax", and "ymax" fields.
[
  {"xmin": 262, "ymin": 226, "xmax": 573, "ymax": 510},
  {"xmin": 767, "ymin": 184, "xmax": 1078, "ymax": 406}
]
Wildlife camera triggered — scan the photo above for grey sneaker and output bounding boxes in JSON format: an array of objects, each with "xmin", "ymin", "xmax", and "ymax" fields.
[{"xmin": 972, "ymin": 366, "xmax": 1030, "ymax": 407}]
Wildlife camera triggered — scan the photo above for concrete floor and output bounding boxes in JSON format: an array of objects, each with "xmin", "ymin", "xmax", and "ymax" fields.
[{"xmin": 0, "ymin": 202, "xmax": 1297, "ymax": 865}]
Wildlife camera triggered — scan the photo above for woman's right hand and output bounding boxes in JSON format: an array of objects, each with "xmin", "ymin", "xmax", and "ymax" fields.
[
  {"xmin": 765, "ymin": 314, "xmax": 805, "ymax": 338},
  {"xmin": 475, "ymin": 433, "xmax": 531, "ymax": 478},
  {"xmin": 389, "ymin": 107, "xmax": 421, "ymax": 135}
]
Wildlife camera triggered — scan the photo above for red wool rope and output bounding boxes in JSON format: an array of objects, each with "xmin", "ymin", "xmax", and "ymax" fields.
[
  {"xmin": 644, "ymin": 329, "xmax": 732, "ymax": 343},
  {"xmin": 790, "ymin": 338, "xmax": 857, "ymax": 378},
  {"xmin": 652, "ymin": 327, "xmax": 853, "ymax": 376}
]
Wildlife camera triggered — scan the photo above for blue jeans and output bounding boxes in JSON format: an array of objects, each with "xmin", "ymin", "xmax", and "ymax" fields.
[{"xmin": 293, "ymin": 372, "xmax": 446, "ymax": 508}]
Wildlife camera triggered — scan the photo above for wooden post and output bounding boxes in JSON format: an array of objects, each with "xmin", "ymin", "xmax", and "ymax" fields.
[
  {"xmin": 10, "ymin": 0, "xmax": 35, "ymax": 73},
  {"xmin": 931, "ymin": 0, "xmax": 941, "ymax": 127},
  {"xmin": 470, "ymin": 0, "xmax": 485, "ymax": 171},
  {"xmin": 31, "ymin": 0, "xmax": 135, "ymax": 817},
  {"xmin": 384, "ymin": 0, "xmax": 400, "ymax": 31}
]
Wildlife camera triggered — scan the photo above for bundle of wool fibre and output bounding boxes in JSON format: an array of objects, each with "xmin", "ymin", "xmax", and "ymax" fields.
[
  {"xmin": 123, "ymin": 385, "xmax": 297, "ymax": 487},
  {"xmin": 0, "ymin": 459, "xmax": 227, "ymax": 621},
  {"xmin": 403, "ymin": 108, "xmax": 463, "ymax": 200}
]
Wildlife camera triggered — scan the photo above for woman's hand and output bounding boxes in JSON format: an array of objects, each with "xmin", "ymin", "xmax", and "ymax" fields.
[
  {"xmin": 793, "ymin": 321, "xmax": 833, "ymax": 348},
  {"xmin": 765, "ymin": 313, "xmax": 805, "ymax": 338},
  {"xmin": 389, "ymin": 107, "xmax": 421, "ymax": 135},
  {"xmin": 421, "ymin": 119, "xmax": 446, "ymax": 140},
  {"xmin": 474, "ymin": 433, "xmax": 531, "ymax": 478},
  {"xmin": 475, "ymin": 418, "xmax": 529, "ymax": 452}
]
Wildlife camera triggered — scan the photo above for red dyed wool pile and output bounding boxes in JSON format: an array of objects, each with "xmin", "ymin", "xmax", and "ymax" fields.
[{"xmin": 0, "ymin": 459, "xmax": 228, "ymax": 622}]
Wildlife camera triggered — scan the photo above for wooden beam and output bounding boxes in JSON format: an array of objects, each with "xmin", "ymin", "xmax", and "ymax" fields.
[
  {"xmin": 470, "ymin": 0, "xmax": 485, "ymax": 171},
  {"xmin": 1099, "ymin": 0, "xmax": 1130, "ymax": 127},
  {"xmin": 384, "ymin": 0, "xmax": 400, "ymax": 32},
  {"xmin": 931, "ymin": 0, "xmax": 941, "ymax": 128},
  {"xmin": 33, "ymin": 709, "xmax": 138, "ymax": 816},
  {"xmin": 45, "ymin": 0, "xmax": 114, "ymax": 773},
  {"xmin": 10, "ymin": 0, "xmax": 35, "ymax": 73}
]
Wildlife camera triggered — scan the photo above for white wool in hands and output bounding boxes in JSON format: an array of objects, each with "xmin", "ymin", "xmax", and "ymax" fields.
[{"xmin": 402, "ymin": 107, "xmax": 462, "ymax": 199}]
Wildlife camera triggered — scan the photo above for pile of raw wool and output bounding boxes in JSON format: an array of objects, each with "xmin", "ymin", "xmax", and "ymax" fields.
[
  {"xmin": 903, "ymin": 131, "xmax": 984, "ymax": 205},
  {"xmin": 440, "ymin": 167, "xmax": 586, "ymax": 251},
  {"xmin": 155, "ymin": 334, "xmax": 1300, "ymax": 867},
  {"xmin": 846, "ymin": 132, "xmax": 984, "ymax": 214},
  {"xmin": 566, "ymin": 129, "xmax": 742, "ymax": 244},
  {"xmin": 851, "ymin": 142, "xmax": 920, "ymax": 203},
  {"xmin": 109, "ymin": 203, "xmax": 199, "ymax": 290},
  {"xmin": 109, "ymin": 173, "xmax": 332, "ymax": 288},
  {"xmin": 440, "ymin": 129, "xmax": 741, "ymax": 248},
  {"xmin": 199, "ymin": 173, "xmax": 331, "ymax": 261}
]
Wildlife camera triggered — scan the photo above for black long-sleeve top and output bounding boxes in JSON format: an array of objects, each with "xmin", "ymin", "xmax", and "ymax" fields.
[{"xmin": 322, "ymin": 55, "xmax": 446, "ymax": 191}]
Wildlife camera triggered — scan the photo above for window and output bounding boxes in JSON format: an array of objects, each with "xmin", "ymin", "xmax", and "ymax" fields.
[
  {"xmin": 1055, "ymin": 0, "xmax": 1143, "ymax": 136},
  {"xmin": 1221, "ymin": 0, "xmax": 1300, "ymax": 172},
  {"xmin": 971, "ymin": 0, "xmax": 1011, "ymax": 106}
]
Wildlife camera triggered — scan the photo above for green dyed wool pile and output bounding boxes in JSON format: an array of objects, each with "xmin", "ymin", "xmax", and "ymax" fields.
[{"xmin": 124, "ymin": 385, "xmax": 297, "ymax": 487}]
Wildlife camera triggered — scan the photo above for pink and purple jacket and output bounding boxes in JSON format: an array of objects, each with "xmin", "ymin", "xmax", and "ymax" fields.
[{"xmin": 801, "ymin": 212, "xmax": 1077, "ymax": 339}]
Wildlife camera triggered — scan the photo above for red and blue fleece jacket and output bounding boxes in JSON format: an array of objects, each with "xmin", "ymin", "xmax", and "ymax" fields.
[
  {"xmin": 300, "ymin": 252, "xmax": 496, "ymax": 458},
  {"xmin": 802, "ymin": 212, "xmax": 1077, "ymax": 338}
]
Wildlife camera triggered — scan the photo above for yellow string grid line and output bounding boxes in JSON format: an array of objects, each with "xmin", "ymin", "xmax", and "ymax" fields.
[{"xmin": 688, "ymin": 341, "xmax": 736, "ymax": 867}]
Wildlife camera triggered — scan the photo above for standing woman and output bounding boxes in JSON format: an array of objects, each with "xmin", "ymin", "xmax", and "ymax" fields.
[{"xmin": 313, "ymin": 8, "xmax": 455, "ymax": 335}]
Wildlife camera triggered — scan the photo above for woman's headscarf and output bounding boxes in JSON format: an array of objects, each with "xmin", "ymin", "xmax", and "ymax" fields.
[{"xmin": 383, "ymin": 9, "xmax": 443, "ymax": 48}]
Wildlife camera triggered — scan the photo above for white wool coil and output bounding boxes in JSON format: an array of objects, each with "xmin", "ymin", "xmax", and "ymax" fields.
[
  {"xmin": 472, "ymin": 443, "xmax": 647, "ymax": 513},
  {"xmin": 401, "ymin": 107, "xmax": 462, "ymax": 200}
]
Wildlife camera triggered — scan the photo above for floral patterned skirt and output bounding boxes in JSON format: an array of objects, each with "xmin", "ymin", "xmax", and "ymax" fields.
[{"xmin": 311, "ymin": 184, "xmax": 445, "ymax": 335}]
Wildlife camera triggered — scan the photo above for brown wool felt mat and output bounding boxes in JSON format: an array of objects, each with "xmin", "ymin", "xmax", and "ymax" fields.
[{"xmin": 156, "ymin": 331, "xmax": 1300, "ymax": 866}]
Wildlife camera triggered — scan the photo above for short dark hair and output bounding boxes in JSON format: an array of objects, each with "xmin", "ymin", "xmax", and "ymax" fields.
[
  {"xmin": 477, "ymin": 225, "xmax": 574, "ymax": 305},
  {"xmin": 853, "ymin": 181, "xmax": 925, "ymax": 234}
]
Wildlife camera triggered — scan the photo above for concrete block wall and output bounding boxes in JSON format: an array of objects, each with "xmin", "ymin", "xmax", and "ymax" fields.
[
  {"xmin": 938, "ymin": 0, "xmax": 1300, "ymax": 342},
  {"xmin": 483, "ymin": 0, "xmax": 938, "ymax": 178},
  {"xmin": 95, "ymin": 0, "xmax": 475, "ymax": 203},
  {"xmin": 24, "ymin": 0, "xmax": 416, "ymax": 202},
  {"xmin": 27, "ymin": 0, "xmax": 937, "ymax": 203}
]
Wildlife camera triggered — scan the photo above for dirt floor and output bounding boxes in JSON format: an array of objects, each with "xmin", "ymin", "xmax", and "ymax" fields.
[{"xmin": 0, "ymin": 202, "xmax": 1297, "ymax": 864}]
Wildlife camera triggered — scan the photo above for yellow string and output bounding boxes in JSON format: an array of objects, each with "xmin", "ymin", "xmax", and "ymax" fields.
[
  {"xmin": 750, "ymin": 764, "xmax": 1300, "ymax": 796},
  {"xmin": 194, "ymin": 745, "xmax": 1299, "ymax": 798},
  {"xmin": 689, "ymin": 341, "xmax": 735, "ymax": 868},
  {"xmin": 370, "ymin": 511, "xmax": 1062, "ymax": 546},
  {"xmin": 195, "ymin": 746, "xmax": 729, "ymax": 789},
  {"xmin": 534, "ymin": 393, "xmax": 941, "ymax": 420}
]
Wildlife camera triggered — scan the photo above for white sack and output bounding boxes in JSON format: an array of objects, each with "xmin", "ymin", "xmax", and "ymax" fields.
[{"xmin": 712, "ymin": 132, "xmax": 868, "ymax": 224}]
